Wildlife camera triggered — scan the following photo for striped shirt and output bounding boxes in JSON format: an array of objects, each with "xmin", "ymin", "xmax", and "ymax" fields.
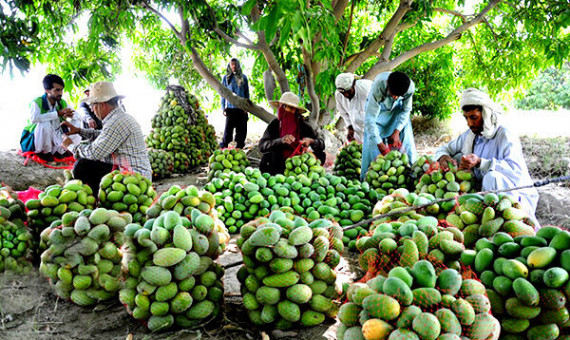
[{"xmin": 70, "ymin": 107, "xmax": 152, "ymax": 180}]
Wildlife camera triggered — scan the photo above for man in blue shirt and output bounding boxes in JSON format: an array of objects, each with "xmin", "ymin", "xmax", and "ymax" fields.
[
  {"xmin": 361, "ymin": 71, "xmax": 417, "ymax": 180},
  {"xmin": 220, "ymin": 58, "xmax": 250, "ymax": 149},
  {"xmin": 436, "ymin": 88, "xmax": 539, "ymax": 218}
]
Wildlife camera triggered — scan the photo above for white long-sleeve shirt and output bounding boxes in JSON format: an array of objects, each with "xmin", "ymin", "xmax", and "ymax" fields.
[{"xmin": 335, "ymin": 79, "xmax": 372, "ymax": 143}]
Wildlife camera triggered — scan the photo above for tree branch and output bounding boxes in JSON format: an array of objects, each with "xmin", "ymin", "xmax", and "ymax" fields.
[
  {"xmin": 345, "ymin": 0, "xmax": 413, "ymax": 73},
  {"xmin": 339, "ymin": 0, "xmax": 356, "ymax": 66},
  {"xmin": 250, "ymin": 3, "xmax": 290, "ymax": 93},
  {"xmin": 364, "ymin": 0, "xmax": 501, "ymax": 78},
  {"xmin": 302, "ymin": 46, "xmax": 320, "ymax": 127},
  {"xmin": 212, "ymin": 27, "xmax": 260, "ymax": 49},
  {"xmin": 333, "ymin": 0, "xmax": 350, "ymax": 20},
  {"xmin": 140, "ymin": 1, "xmax": 181, "ymax": 40}
]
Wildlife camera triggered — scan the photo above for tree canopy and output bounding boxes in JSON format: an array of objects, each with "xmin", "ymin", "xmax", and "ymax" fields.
[{"xmin": 2, "ymin": 0, "xmax": 569, "ymax": 124}]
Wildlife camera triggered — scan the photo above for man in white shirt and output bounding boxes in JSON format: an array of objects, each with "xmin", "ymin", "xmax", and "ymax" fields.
[
  {"xmin": 20, "ymin": 74, "xmax": 81, "ymax": 161},
  {"xmin": 335, "ymin": 73, "xmax": 372, "ymax": 143}
]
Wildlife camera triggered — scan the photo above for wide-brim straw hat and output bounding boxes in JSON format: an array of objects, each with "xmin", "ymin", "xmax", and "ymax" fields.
[
  {"xmin": 269, "ymin": 92, "xmax": 308, "ymax": 113},
  {"xmin": 81, "ymin": 81, "xmax": 125, "ymax": 104}
]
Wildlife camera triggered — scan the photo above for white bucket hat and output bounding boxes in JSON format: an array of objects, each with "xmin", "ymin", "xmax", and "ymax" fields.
[
  {"xmin": 269, "ymin": 92, "xmax": 308, "ymax": 113},
  {"xmin": 81, "ymin": 81, "xmax": 125, "ymax": 104}
]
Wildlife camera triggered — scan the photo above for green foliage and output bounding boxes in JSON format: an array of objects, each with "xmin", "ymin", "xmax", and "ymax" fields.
[
  {"xmin": 515, "ymin": 64, "xmax": 570, "ymax": 110},
  {"xmin": 396, "ymin": 48, "xmax": 458, "ymax": 120},
  {"xmin": 1, "ymin": 0, "xmax": 569, "ymax": 126}
]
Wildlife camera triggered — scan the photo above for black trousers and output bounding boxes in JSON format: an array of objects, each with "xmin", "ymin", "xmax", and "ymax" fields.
[
  {"xmin": 73, "ymin": 158, "xmax": 114, "ymax": 195},
  {"xmin": 221, "ymin": 108, "xmax": 248, "ymax": 149}
]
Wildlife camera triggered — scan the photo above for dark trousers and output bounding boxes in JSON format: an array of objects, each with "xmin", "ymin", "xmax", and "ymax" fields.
[
  {"xmin": 73, "ymin": 158, "xmax": 114, "ymax": 195},
  {"xmin": 221, "ymin": 108, "xmax": 248, "ymax": 149}
]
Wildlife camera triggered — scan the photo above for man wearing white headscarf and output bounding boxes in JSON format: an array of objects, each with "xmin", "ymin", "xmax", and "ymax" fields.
[
  {"xmin": 436, "ymin": 88, "xmax": 539, "ymax": 218},
  {"xmin": 335, "ymin": 73, "xmax": 372, "ymax": 143}
]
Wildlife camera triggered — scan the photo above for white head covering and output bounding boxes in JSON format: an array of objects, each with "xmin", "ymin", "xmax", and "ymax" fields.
[
  {"xmin": 81, "ymin": 81, "xmax": 125, "ymax": 105},
  {"xmin": 460, "ymin": 88, "xmax": 502, "ymax": 139},
  {"xmin": 269, "ymin": 92, "xmax": 308, "ymax": 113},
  {"xmin": 335, "ymin": 73, "xmax": 355, "ymax": 91}
]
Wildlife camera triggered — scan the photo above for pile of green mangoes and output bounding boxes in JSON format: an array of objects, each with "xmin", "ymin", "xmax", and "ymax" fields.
[
  {"xmin": 39, "ymin": 208, "xmax": 128, "ymax": 306},
  {"xmin": 445, "ymin": 193, "xmax": 536, "ymax": 248},
  {"xmin": 333, "ymin": 141, "xmax": 362, "ymax": 180},
  {"xmin": 120, "ymin": 210, "xmax": 225, "ymax": 332},
  {"xmin": 236, "ymin": 211, "xmax": 343, "ymax": 329},
  {"xmin": 148, "ymin": 149, "xmax": 174, "ymax": 179},
  {"xmin": 364, "ymin": 150, "xmax": 410, "ymax": 198},
  {"xmin": 355, "ymin": 213, "xmax": 466, "ymax": 272},
  {"xmin": 372, "ymin": 188, "xmax": 443, "ymax": 221},
  {"xmin": 462, "ymin": 228, "xmax": 570, "ymax": 339},
  {"xmin": 98, "ymin": 170, "xmax": 157, "ymax": 224},
  {"xmin": 284, "ymin": 153, "xmax": 325, "ymax": 178},
  {"xmin": 0, "ymin": 219, "xmax": 33, "ymax": 273},
  {"xmin": 26, "ymin": 180, "xmax": 96, "ymax": 234},
  {"xmin": 205, "ymin": 167, "xmax": 377, "ymax": 236},
  {"xmin": 337, "ymin": 262, "xmax": 500, "ymax": 340},
  {"xmin": 413, "ymin": 161, "xmax": 476, "ymax": 201},
  {"xmin": 0, "ymin": 186, "xmax": 26, "ymax": 224},
  {"xmin": 207, "ymin": 148, "xmax": 250, "ymax": 181},
  {"xmin": 145, "ymin": 185, "xmax": 230, "ymax": 251},
  {"xmin": 145, "ymin": 88, "xmax": 218, "ymax": 176}
]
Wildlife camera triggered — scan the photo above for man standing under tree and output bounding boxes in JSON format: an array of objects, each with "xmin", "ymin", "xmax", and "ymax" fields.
[
  {"xmin": 335, "ymin": 72, "xmax": 372, "ymax": 143},
  {"xmin": 220, "ymin": 58, "xmax": 250, "ymax": 149},
  {"xmin": 20, "ymin": 74, "xmax": 81, "ymax": 161}
]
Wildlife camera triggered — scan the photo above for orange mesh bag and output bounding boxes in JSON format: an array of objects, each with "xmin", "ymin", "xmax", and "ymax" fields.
[
  {"xmin": 38, "ymin": 208, "xmax": 128, "ymax": 306},
  {"xmin": 444, "ymin": 192, "xmax": 536, "ymax": 249},
  {"xmin": 462, "ymin": 226, "xmax": 570, "ymax": 339},
  {"xmin": 121, "ymin": 208, "xmax": 225, "ymax": 332},
  {"xmin": 337, "ymin": 257, "xmax": 499, "ymax": 339},
  {"xmin": 236, "ymin": 210, "xmax": 344, "ymax": 329},
  {"xmin": 97, "ymin": 169, "xmax": 157, "ymax": 224}
]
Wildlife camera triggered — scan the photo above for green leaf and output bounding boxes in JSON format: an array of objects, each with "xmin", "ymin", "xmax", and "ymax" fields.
[
  {"xmin": 278, "ymin": 18, "xmax": 292, "ymax": 46},
  {"xmin": 265, "ymin": 5, "xmax": 281, "ymax": 44},
  {"xmin": 241, "ymin": 0, "xmax": 257, "ymax": 16}
]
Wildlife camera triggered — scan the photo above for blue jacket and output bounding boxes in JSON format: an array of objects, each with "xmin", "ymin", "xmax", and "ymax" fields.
[{"xmin": 221, "ymin": 74, "xmax": 250, "ymax": 109}]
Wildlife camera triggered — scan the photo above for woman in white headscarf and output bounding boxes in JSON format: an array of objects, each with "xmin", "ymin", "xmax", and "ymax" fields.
[{"xmin": 436, "ymin": 88, "xmax": 539, "ymax": 220}]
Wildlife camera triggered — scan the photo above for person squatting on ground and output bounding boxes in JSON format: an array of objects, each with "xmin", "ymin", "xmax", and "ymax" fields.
[
  {"xmin": 334, "ymin": 72, "xmax": 372, "ymax": 143},
  {"xmin": 258, "ymin": 92, "xmax": 326, "ymax": 175},
  {"xmin": 60, "ymin": 81, "xmax": 151, "ymax": 193},
  {"xmin": 436, "ymin": 88, "xmax": 539, "ymax": 219},
  {"xmin": 361, "ymin": 71, "xmax": 417, "ymax": 181},
  {"xmin": 220, "ymin": 58, "xmax": 250, "ymax": 149},
  {"xmin": 20, "ymin": 74, "xmax": 82, "ymax": 161}
]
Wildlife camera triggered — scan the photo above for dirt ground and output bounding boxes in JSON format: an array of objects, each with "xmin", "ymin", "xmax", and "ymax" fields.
[{"xmin": 1, "ymin": 126, "xmax": 570, "ymax": 340}]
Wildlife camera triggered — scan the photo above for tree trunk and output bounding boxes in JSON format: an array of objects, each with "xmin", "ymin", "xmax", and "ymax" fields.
[{"xmin": 263, "ymin": 69, "xmax": 277, "ymax": 103}]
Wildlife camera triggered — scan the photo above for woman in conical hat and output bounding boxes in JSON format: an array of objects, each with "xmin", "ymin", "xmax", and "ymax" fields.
[{"xmin": 258, "ymin": 92, "xmax": 326, "ymax": 175}]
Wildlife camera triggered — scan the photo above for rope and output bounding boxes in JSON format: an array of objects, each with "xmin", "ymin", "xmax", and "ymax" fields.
[{"xmin": 342, "ymin": 175, "xmax": 570, "ymax": 232}]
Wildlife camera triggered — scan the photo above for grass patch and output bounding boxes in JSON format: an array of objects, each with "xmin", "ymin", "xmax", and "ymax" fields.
[{"xmin": 521, "ymin": 136, "xmax": 570, "ymax": 179}]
